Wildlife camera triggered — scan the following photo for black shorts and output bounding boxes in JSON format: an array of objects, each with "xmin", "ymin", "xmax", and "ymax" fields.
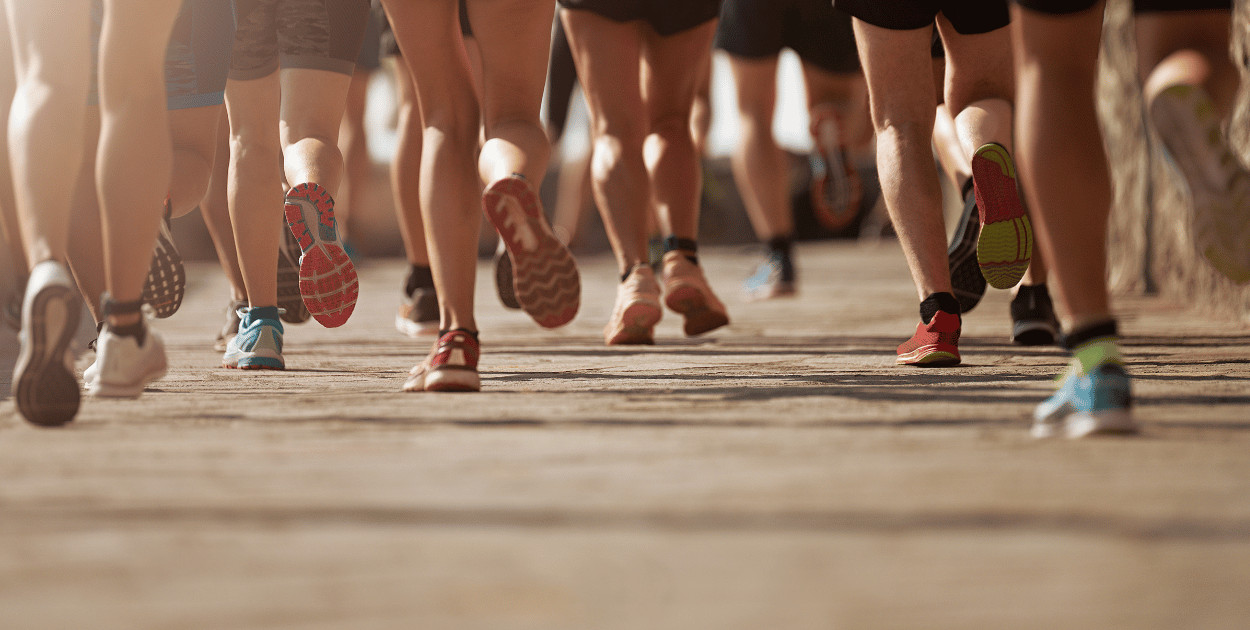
[
  {"xmin": 558, "ymin": 0, "xmax": 722, "ymax": 37},
  {"xmin": 836, "ymin": 0, "xmax": 1010, "ymax": 35},
  {"xmin": 356, "ymin": 3, "xmax": 383, "ymax": 70},
  {"xmin": 230, "ymin": 0, "xmax": 371, "ymax": 80},
  {"xmin": 1135, "ymin": 0, "xmax": 1230, "ymax": 12},
  {"xmin": 715, "ymin": 0, "xmax": 859, "ymax": 75}
]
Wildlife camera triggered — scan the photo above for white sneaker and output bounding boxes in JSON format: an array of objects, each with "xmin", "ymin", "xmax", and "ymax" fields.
[
  {"xmin": 88, "ymin": 324, "xmax": 167, "ymax": 398},
  {"xmin": 13, "ymin": 260, "xmax": 82, "ymax": 426}
]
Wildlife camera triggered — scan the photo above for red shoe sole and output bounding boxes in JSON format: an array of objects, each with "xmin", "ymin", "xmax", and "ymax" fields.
[
  {"xmin": 285, "ymin": 184, "xmax": 358, "ymax": 328},
  {"xmin": 482, "ymin": 176, "xmax": 580, "ymax": 328},
  {"xmin": 971, "ymin": 143, "xmax": 1033, "ymax": 290}
]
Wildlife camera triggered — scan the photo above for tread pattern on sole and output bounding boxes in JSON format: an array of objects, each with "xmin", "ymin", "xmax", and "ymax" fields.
[
  {"xmin": 14, "ymin": 280, "xmax": 81, "ymax": 427},
  {"xmin": 285, "ymin": 183, "xmax": 358, "ymax": 328},
  {"xmin": 482, "ymin": 176, "xmax": 580, "ymax": 328},
  {"xmin": 972, "ymin": 143, "xmax": 1033, "ymax": 290},
  {"xmin": 142, "ymin": 218, "xmax": 186, "ymax": 319}
]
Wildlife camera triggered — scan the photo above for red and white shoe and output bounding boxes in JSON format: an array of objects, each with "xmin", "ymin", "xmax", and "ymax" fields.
[
  {"xmin": 284, "ymin": 182, "xmax": 358, "ymax": 328},
  {"xmin": 482, "ymin": 174, "xmax": 580, "ymax": 328},
  {"xmin": 404, "ymin": 330, "xmax": 481, "ymax": 392}
]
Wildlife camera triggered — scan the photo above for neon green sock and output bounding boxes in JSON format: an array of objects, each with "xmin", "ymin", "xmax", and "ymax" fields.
[{"xmin": 1072, "ymin": 338, "xmax": 1123, "ymax": 376}]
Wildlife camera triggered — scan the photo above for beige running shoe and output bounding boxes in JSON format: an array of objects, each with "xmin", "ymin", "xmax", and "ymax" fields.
[
  {"xmin": 605, "ymin": 265, "xmax": 663, "ymax": 345},
  {"xmin": 661, "ymin": 251, "xmax": 729, "ymax": 337}
]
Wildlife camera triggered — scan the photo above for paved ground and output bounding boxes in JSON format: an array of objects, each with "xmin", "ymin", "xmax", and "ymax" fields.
[{"xmin": 1, "ymin": 241, "xmax": 1248, "ymax": 629}]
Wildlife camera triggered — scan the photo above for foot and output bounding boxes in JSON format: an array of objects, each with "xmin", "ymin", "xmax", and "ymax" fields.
[
  {"xmin": 482, "ymin": 174, "xmax": 580, "ymax": 328},
  {"xmin": 605, "ymin": 265, "xmax": 663, "ymax": 345},
  {"xmin": 222, "ymin": 306, "xmax": 285, "ymax": 370},
  {"xmin": 661, "ymin": 251, "xmax": 729, "ymax": 337},
  {"xmin": 947, "ymin": 185, "xmax": 987, "ymax": 314},
  {"xmin": 277, "ymin": 224, "xmax": 311, "ymax": 324},
  {"xmin": 971, "ymin": 142, "xmax": 1033, "ymax": 290},
  {"xmin": 1149, "ymin": 84, "xmax": 1250, "ymax": 284},
  {"xmin": 214, "ymin": 299, "xmax": 247, "ymax": 352},
  {"xmin": 141, "ymin": 205, "xmax": 186, "ymax": 319},
  {"xmin": 896, "ymin": 310, "xmax": 961, "ymax": 367},
  {"xmin": 284, "ymin": 182, "xmax": 359, "ymax": 328},
  {"xmin": 742, "ymin": 250, "xmax": 796, "ymax": 302},
  {"xmin": 1033, "ymin": 361, "xmax": 1135, "ymax": 439},
  {"xmin": 12, "ymin": 261, "xmax": 82, "ymax": 426},
  {"xmin": 808, "ymin": 104, "xmax": 862, "ymax": 233},
  {"xmin": 89, "ymin": 323, "xmax": 167, "ymax": 398},
  {"xmin": 396, "ymin": 287, "xmax": 439, "ymax": 338},
  {"xmin": 1010, "ymin": 285, "xmax": 1060, "ymax": 346},
  {"xmin": 404, "ymin": 330, "xmax": 481, "ymax": 392}
]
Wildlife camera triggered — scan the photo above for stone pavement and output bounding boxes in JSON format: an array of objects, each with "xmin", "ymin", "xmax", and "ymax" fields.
[{"xmin": 1, "ymin": 241, "xmax": 1248, "ymax": 629}]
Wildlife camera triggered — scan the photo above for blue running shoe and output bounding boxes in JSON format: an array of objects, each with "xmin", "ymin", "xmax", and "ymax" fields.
[
  {"xmin": 1033, "ymin": 361, "xmax": 1135, "ymax": 439},
  {"xmin": 743, "ymin": 251, "xmax": 796, "ymax": 302},
  {"xmin": 222, "ymin": 306, "xmax": 285, "ymax": 370}
]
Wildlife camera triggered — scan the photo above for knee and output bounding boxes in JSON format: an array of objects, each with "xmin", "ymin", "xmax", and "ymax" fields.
[{"xmin": 590, "ymin": 132, "xmax": 643, "ymax": 181}]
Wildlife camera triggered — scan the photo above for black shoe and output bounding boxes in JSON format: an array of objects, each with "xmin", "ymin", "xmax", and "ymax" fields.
[
  {"xmin": 948, "ymin": 187, "xmax": 986, "ymax": 315},
  {"xmin": 142, "ymin": 206, "xmax": 186, "ymax": 319},
  {"xmin": 1010, "ymin": 284, "xmax": 1060, "ymax": 346}
]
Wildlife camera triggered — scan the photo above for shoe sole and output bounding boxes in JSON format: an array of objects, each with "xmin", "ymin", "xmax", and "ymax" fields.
[
  {"xmin": 13, "ymin": 281, "xmax": 81, "ymax": 426},
  {"xmin": 665, "ymin": 285, "xmax": 729, "ymax": 337},
  {"xmin": 896, "ymin": 346, "xmax": 961, "ymax": 367},
  {"xmin": 142, "ymin": 218, "xmax": 186, "ymax": 319},
  {"xmin": 285, "ymin": 183, "xmax": 359, "ymax": 328},
  {"xmin": 606, "ymin": 302, "xmax": 662, "ymax": 345},
  {"xmin": 395, "ymin": 313, "xmax": 439, "ymax": 338},
  {"xmin": 947, "ymin": 193, "xmax": 986, "ymax": 314},
  {"xmin": 1011, "ymin": 319, "xmax": 1058, "ymax": 346},
  {"xmin": 424, "ymin": 367, "xmax": 481, "ymax": 392},
  {"xmin": 972, "ymin": 143, "xmax": 1033, "ymax": 290},
  {"xmin": 1033, "ymin": 409, "xmax": 1137, "ymax": 439},
  {"xmin": 493, "ymin": 247, "xmax": 522, "ymax": 310},
  {"xmin": 89, "ymin": 363, "xmax": 168, "ymax": 398},
  {"xmin": 744, "ymin": 282, "xmax": 797, "ymax": 303},
  {"xmin": 482, "ymin": 176, "xmax": 580, "ymax": 328},
  {"xmin": 278, "ymin": 227, "xmax": 312, "ymax": 324},
  {"xmin": 1150, "ymin": 85, "xmax": 1250, "ymax": 284}
]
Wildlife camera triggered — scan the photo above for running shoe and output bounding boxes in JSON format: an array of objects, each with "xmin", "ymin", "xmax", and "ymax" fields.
[
  {"xmin": 971, "ymin": 142, "xmax": 1033, "ymax": 290},
  {"xmin": 396, "ymin": 287, "xmax": 439, "ymax": 338},
  {"xmin": 1010, "ymin": 285, "xmax": 1060, "ymax": 346},
  {"xmin": 404, "ymin": 330, "xmax": 481, "ymax": 392},
  {"xmin": 89, "ymin": 324, "xmax": 167, "ymax": 398},
  {"xmin": 808, "ymin": 104, "xmax": 862, "ymax": 233},
  {"xmin": 214, "ymin": 299, "xmax": 247, "ymax": 352},
  {"xmin": 605, "ymin": 265, "xmax": 663, "ymax": 345},
  {"xmin": 1033, "ymin": 361, "xmax": 1135, "ymax": 439},
  {"xmin": 12, "ymin": 261, "xmax": 81, "ymax": 426},
  {"xmin": 482, "ymin": 174, "xmax": 580, "ymax": 328},
  {"xmin": 742, "ymin": 250, "xmax": 796, "ymax": 302},
  {"xmin": 222, "ymin": 306, "xmax": 284, "ymax": 370},
  {"xmin": 284, "ymin": 182, "xmax": 358, "ymax": 328},
  {"xmin": 1149, "ymin": 84, "xmax": 1250, "ymax": 284},
  {"xmin": 141, "ymin": 203, "xmax": 186, "ymax": 319},
  {"xmin": 661, "ymin": 251, "xmax": 729, "ymax": 336},
  {"xmin": 493, "ymin": 244, "xmax": 521, "ymax": 310},
  {"xmin": 896, "ymin": 310, "xmax": 961, "ymax": 367},
  {"xmin": 277, "ymin": 224, "xmax": 311, "ymax": 324},
  {"xmin": 947, "ymin": 187, "xmax": 987, "ymax": 314}
]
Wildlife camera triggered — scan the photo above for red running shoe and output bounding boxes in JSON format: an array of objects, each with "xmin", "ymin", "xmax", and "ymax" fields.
[
  {"xmin": 482, "ymin": 174, "xmax": 580, "ymax": 328},
  {"xmin": 971, "ymin": 142, "xmax": 1033, "ymax": 290},
  {"xmin": 284, "ymin": 183, "xmax": 359, "ymax": 328},
  {"xmin": 896, "ymin": 310, "xmax": 961, "ymax": 367},
  {"xmin": 404, "ymin": 330, "xmax": 481, "ymax": 392}
]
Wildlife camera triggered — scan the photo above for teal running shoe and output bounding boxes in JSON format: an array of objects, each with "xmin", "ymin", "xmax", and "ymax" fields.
[
  {"xmin": 1033, "ymin": 361, "xmax": 1135, "ymax": 439},
  {"xmin": 222, "ymin": 306, "xmax": 285, "ymax": 370}
]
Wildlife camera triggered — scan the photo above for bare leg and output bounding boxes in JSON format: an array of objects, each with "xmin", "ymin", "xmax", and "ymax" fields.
[
  {"xmin": 0, "ymin": 6, "xmax": 27, "ymax": 278},
  {"xmin": 200, "ymin": 107, "xmax": 247, "ymax": 302},
  {"xmin": 168, "ymin": 106, "xmax": 221, "ymax": 218},
  {"xmin": 389, "ymin": 57, "xmax": 430, "ymax": 268},
  {"xmin": 96, "ymin": 0, "xmax": 181, "ymax": 324},
  {"xmin": 225, "ymin": 73, "xmax": 284, "ymax": 309},
  {"xmin": 728, "ymin": 56, "xmax": 790, "ymax": 241},
  {"xmin": 561, "ymin": 9, "xmax": 649, "ymax": 275},
  {"xmin": 280, "ymin": 69, "xmax": 353, "ymax": 196},
  {"xmin": 336, "ymin": 67, "xmax": 372, "ymax": 242},
  {"xmin": 1137, "ymin": 11, "xmax": 1237, "ymax": 118}
]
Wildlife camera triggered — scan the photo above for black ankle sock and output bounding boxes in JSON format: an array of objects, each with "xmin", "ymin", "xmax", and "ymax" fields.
[
  {"xmin": 664, "ymin": 236, "xmax": 699, "ymax": 265},
  {"xmin": 766, "ymin": 236, "xmax": 793, "ymax": 257},
  {"xmin": 960, "ymin": 177, "xmax": 974, "ymax": 200},
  {"xmin": 107, "ymin": 321, "xmax": 147, "ymax": 345},
  {"xmin": 405, "ymin": 265, "xmax": 434, "ymax": 297},
  {"xmin": 1062, "ymin": 320, "xmax": 1118, "ymax": 351},
  {"xmin": 438, "ymin": 328, "xmax": 479, "ymax": 342},
  {"xmin": 920, "ymin": 292, "xmax": 961, "ymax": 324},
  {"xmin": 248, "ymin": 305, "xmax": 281, "ymax": 321},
  {"xmin": 100, "ymin": 296, "xmax": 147, "ymax": 345}
]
